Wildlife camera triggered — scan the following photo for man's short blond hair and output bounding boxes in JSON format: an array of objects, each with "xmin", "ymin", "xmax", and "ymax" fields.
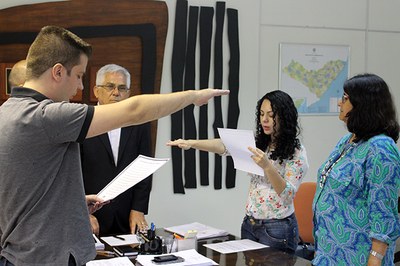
[{"xmin": 26, "ymin": 25, "xmax": 92, "ymax": 80}]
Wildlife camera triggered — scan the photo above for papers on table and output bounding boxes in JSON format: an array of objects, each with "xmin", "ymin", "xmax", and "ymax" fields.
[
  {"xmin": 136, "ymin": 249, "xmax": 218, "ymax": 266},
  {"xmin": 164, "ymin": 222, "xmax": 228, "ymax": 240},
  {"xmin": 100, "ymin": 234, "xmax": 140, "ymax": 246},
  {"xmin": 97, "ymin": 155, "xmax": 169, "ymax": 201},
  {"xmin": 203, "ymin": 239, "xmax": 268, "ymax": 254},
  {"xmin": 87, "ymin": 256, "xmax": 134, "ymax": 265},
  {"xmin": 217, "ymin": 128, "xmax": 264, "ymax": 176},
  {"xmin": 93, "ymin": 234, "xmax": 105, "ymax": 250}
]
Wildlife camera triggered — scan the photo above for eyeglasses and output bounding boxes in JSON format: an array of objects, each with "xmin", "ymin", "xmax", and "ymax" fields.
[
  {"xmin": 341, "ymin": 93, "xmax": 349, "ymax": 103},
  {"xmin": 97, "ymin": 83, "xmax": 130, "ymax": 92}
]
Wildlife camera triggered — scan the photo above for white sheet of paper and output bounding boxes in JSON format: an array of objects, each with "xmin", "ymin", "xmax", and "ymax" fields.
[
  {"xmin": 93, "ymin": 234, "xmax": 105, "ymax": 250},
  {"xmin": 135, "ymin": 249, "xmax": 218, "ymax": 266},
  {"xmin": 97, "ymin": 155, "xmax": 169, "ymax": 202},
  {"xmin": 164, "ymin": 222, "xmax": 228, "ymax": 240},
  {"xmin": 217, "ymin": 128, "xmax": 264, "ymax": 176},
  {"xmin": 203, "ymin": 239, "xmax": 268, "ymax": 254},
  {"xmin": 100, "ymin": 234, "xmax": 140, "ymax": 246},
  {"xmin": 87, "ymin": 256, "xmax": 134, "ymax": 266}
]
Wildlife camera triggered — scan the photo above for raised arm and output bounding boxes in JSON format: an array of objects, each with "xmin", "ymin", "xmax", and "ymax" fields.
[
  {"xmin": 87, "ymin": 89, "xmax": 229, "ymax": 138},
  {"xmin": 167, "ymin": 138, "xmax": 226, "ymax": 155}
]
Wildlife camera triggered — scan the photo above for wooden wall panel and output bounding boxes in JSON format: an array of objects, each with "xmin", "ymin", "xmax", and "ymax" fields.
[{"xmin": 0, "ymin": 0, "xmax": 169, "ymax": 155}]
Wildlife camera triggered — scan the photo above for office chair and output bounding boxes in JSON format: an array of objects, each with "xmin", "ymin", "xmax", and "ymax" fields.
[
  {"xmin": 294, "ymin": 182, "xmax": 317, "ymax": 261},
  {"xmin": 394, "ymin": 197, "xmax": 400, "ymax": 263}
]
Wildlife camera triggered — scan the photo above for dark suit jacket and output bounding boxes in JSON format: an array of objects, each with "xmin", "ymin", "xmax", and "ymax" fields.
[{"xmin": 81, "ymin": 123, "xmax": 152, "ymax": 236}]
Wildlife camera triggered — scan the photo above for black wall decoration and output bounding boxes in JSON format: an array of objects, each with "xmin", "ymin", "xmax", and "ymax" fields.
[
  {"xmin": 170, "ymin": 1, "xmax": 240, "ymax": 193},
  {"xmin": 226, "ymin": 8, "xmax": 240, "ymax": 188},
  {"xmin": 183, "ymin": 6, "xmax": 199, "ymax": 188},
  {"xmin": 213, "ymin": 1, "xmax": 226, "ymax": 190},
  {"xmin": 171, "ymin": 0, "xmax": 188, "ymax": 194},
  {"xmin": 199, "ymin": 6, "xmax": 214, "ymax": 186}
]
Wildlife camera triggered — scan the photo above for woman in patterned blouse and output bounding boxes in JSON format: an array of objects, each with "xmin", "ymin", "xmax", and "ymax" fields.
[
  {"xmin": 167, "ymin": 90, "xmax": 309, "ymax": 252},
  {"xmin": 312, "ymin": 73, "xmax": 400, "ymax": 266}
]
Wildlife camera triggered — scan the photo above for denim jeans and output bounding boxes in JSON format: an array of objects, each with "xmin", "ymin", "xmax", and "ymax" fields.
[
  {"xmin": 241, "ymin": 213, "xmax": 299, "ymax": 252},
  {"xmin": 0, "ymin": 257, "xmax": 14, "ymax": 266},
  {"xmin": 0, "ymin": 255, "xmax": 82, "ymax": 266}
]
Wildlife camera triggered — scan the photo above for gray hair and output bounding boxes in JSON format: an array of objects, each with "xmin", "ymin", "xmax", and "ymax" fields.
[{"xmin": 96, "ymin": 64, "xmax": 131, "ymax": 88}]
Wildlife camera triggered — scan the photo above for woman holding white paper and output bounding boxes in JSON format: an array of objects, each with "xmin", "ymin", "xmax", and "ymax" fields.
[{"xmin": 167, "ymin": 90, "xmax": 308, "ymax": 253}]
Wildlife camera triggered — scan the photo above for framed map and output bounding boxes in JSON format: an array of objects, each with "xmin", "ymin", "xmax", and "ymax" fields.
[{"xmin": 279, "ymin": 43, "xmax": 350, "ymax": 115}]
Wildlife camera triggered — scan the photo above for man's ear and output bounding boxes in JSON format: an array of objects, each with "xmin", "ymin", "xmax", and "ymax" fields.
[
  {"xmin": 93, "ymin": 86, "xmax": 99, "ymax": 99},
  {"xmin": 52, "ymin": 63, "xmax": 64, "ymax": 80}
]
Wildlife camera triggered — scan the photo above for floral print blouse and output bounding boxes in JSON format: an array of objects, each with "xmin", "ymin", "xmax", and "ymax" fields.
[{"xmin": 245, "ymin": 144, "xmax": 308, "ymax": 219}]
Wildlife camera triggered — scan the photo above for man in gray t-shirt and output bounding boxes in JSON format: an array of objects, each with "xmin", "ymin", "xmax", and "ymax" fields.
[{"xmin": 0, "ymin": 25, "xmax": 228, "ymax": 266}]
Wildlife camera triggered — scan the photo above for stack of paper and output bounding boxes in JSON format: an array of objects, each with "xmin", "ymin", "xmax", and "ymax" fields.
[
  {"xmin": 164, "ymin": 222, "xmax": 228, "ymax": 240},
  {"xmin": 136, "ymin": 249, "xmax": 217, "ymax": 266},
  {"xmin": 100, "ymin": 234, "xmax": 140, "ymax": 246},
  {"xmin": 93, "ymin": 234, "xmax": 105, "ymax": 250},
  {"xmin": 87, "ymin": 256, "xmax": 134, "ymax": 265}
]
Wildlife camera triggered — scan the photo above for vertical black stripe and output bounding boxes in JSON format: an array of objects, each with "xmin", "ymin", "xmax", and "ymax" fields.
[
  {"xmin": 183, "ymin": 6, "xmax": 199, "ymax": 188},
  {"xmin": 198, "ymin": 6, "xmax": 214, "ymax": 186},
  {"xmin": 171, "ymin": 0, "xmax": 188, "ymax": 193},
  {"xmin": 212, "ymin": 1, "xmax": 226, "ymax": 190},
  {"xmin": 226, "ymin": 8, "xmax": 240, "ymax": 188}
]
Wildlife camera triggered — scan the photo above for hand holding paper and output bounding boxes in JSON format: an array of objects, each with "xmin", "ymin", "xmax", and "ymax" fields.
[{"xmin": 217, "ymin": 128, "xmax": 264, "ymax": 176}]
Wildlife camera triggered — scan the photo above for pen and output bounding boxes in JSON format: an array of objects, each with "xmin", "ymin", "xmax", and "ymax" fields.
[
  {"xmin": 173, "ymin": 233, "xmax": 183, "ymax": 240},
  {"xmin": 96, "ymin": 250, "xmax": 115, "ymax": 257},
  {"xmin": 151, "ymin": 222, "xmax": 155, "ymax": 231},
  {"xmin": 169, "ymin": 234, "xmax": 176, "ymax": 253},
  {"xmin": 140, "ymin": 233, "xmax": 149, "ymax": 242},
  {"xmin": 113, "ymin": 235, "xmax": 125, "ymax": 241}
]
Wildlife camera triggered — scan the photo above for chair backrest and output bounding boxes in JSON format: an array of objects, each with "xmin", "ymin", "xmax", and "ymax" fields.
[{"xmin": 294, "ymin": 182, "xmax": 317, "ymax": 244}]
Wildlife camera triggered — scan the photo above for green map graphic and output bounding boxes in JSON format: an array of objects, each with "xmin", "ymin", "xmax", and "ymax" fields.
[
  {"xmin": 293, "ymin": 99, "xmax": 305, "ymax": 109},
  {"xmin": 283, "ymin": 59, "xmax": 345, "ymax": 98}
]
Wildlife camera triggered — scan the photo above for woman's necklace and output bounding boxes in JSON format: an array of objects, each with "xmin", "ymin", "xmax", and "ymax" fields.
[{"xmin": 319, "ymin": 141, "xmax": 356, "ymax": 188}]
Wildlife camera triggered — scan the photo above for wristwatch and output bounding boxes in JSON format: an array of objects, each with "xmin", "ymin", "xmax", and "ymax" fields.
[{"xmin": 370, "ymin": 250, "xmax": 384, "ymax": 260}]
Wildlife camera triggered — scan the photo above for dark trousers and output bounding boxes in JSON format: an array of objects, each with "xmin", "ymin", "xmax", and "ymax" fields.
[
  {"xmin": 0, "ymin": 255, "xmax": 83, "ymax": 266},
  {"xmin": 0, "ymin": 257, "xmax": 14, "ymax": 266}
]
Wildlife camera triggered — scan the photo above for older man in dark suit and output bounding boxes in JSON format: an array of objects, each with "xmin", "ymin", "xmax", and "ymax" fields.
[{"xmin": 81, "ymin": 64, "xmax": 152, "ymax": 236}]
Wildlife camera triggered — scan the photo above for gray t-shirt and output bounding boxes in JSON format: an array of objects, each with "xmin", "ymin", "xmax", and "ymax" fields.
[{"xmin": 0, "ymin": 88, "xmax": 95, "ymax": 265}]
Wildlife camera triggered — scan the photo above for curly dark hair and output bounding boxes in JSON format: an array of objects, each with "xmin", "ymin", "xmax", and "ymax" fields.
[
  {"xmin": 344, "ymin": 73, "xmax": 399, "ymax": 142},
  {"xmin": 255, "ymin": 90, "xmax": 301, "ymax": 163}
]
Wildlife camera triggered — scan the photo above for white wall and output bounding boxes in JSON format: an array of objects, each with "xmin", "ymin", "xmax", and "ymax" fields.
[
  {"xmin": 259, "ymin": 0, "xmax": 400, "ymax": 182},
  {"xmin": 2, "ymin": 0, "xmax": 399, "ymax": 238}
]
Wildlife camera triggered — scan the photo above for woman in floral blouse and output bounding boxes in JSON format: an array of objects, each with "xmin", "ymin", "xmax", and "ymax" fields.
[
  {"xmin": 167, "ymin": 90, "xmax": 308, "ymax": 252},
  {"xmin": 312, "ymin": 73, "xmax": 400, "ymax": 266}
]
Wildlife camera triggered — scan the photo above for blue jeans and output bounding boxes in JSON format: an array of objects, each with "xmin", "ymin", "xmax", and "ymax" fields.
[
  {"xmin": 0, "ymin": 257, "xmax": 14, "ymax": 266},
  {"xmin": 241, "ymin": 213, "xmax": 299, "ymax": 253},
  {"xmin": 0, "ymin": 255, "xmax": 81, "ymax": 266}
]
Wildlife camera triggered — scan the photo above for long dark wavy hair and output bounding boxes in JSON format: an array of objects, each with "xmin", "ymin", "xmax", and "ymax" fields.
[
  {"xmin": 344, "ymin": 73, "xmax": 399, "ymax": 143},
  {"xmin": 255, "ymin": 90, "xmax": 301, "ymax": 163}
]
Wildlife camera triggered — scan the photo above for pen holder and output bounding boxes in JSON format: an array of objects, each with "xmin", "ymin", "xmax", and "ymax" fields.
[
  {"xmin": 177, "ymin": 237, "xmax": 197, "ymax": 251},
  {"xmin": 140, "ymin": 236, "xmax": 162, "ymax": 255},
  {"xmin": 161, "ymin": 236, "xmax": 178, "ymax": 254}
]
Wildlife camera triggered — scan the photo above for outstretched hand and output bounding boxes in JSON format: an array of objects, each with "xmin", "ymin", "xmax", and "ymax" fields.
[
  {"xmin": 193, "ymin": 88, "xmax": 229, "ymax": 106},
  {"xmin": 166, "ymin": 139, "xmax": 191, "ymax": 150}
]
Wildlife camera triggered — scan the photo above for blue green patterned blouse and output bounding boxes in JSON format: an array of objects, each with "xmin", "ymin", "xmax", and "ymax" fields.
[{"xmin": 313, "ymin": 133, "xmax": 400, "ymax": 266}]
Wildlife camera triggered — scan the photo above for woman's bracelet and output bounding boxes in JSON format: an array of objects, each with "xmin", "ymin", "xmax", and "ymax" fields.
[
  {"xmin": 220, "ymin": 145, "xmax": 229, "ymax": 156},
  {"xmin": 370, "ymin": 250, "xmax": 384, "ymax": 260}
]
